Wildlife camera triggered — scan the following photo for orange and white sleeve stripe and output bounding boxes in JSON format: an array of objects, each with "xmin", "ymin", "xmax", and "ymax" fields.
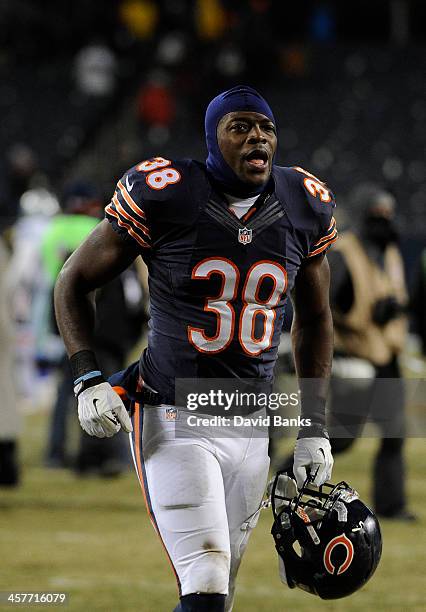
[
  {"xmin": 105, "ymin": 182, "xmax": 151, "ymax": 249},
  {"xmin": 307, "ymin": 216, "xmax": 338, "ymax": 257}
]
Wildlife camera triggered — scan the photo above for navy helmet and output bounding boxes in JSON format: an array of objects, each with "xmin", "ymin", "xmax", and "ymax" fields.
[{"xmin": 271, "ymin": 472, "xmax": 382, "ymax": 599}]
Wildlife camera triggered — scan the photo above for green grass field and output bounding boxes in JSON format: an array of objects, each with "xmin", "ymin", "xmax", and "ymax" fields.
[{"xmin": 1, "ymin": 410, "xmax": 424, "ymax": 612}]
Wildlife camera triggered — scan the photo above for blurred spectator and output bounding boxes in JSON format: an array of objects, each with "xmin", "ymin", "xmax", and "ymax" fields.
[
  {"xmin": 42, "ymin": 181, "xmax": 146, "ymax": 475},
  {"xmin": 328, "ymin": 183, "xmax": 414, "ymax": 520},
  {"xmin": 0, "ymin": 226, "xmax": 21, "ymax": 486},
  {"xmin": 137, "ymin": 71, "xmax": 176, "ymax": 126},
  {"xmin": 6, "ymin": 186, "xmax": 60, "ymax": 400},
  {"xmin": 214, "ymin": 43, "xmax": 245, "ymax": 81},
  {"xmin": 136, "ymin": 71, "xmax": 176, "ymax": 145},
  {"xmin": 73, "ymin": 39, "xmax": 117, "ymax": 97},
  {"xmin": 0, "ymin": 144, "xmax": 38, "ymax": 234},
  {"xmin": 279, "ymin": 45, "xmax": 308, "ymax": 77},
  {"xmin": 35, "ymin": 182, "xmax": 101, "ymax": 370},
  {"xmin": 6, "ymin": 144, "xmax": 38, "ymax": 201},
  {"xmin": 156, "ymin": 31, "xmax": 188, "ymax": 68},
  {"xmin": 309, "ymin": 3, "xmax": 336, "ymax": 43},
  {"xmin": 195, "ymin": 0, "xmax": 227, "ymax": 40},
  {"xmin": 411, "ymin": 247, "xmax": 426, "ymax": 356},
  {"xmin": 119, "ymin": 0, "xmax": 158, "ymax": 40}
]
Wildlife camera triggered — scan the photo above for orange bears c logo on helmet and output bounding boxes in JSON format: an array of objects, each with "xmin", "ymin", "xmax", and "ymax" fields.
[{"xmin": 323, "ymin": 534, "xmax": 354, "ymax": 575}]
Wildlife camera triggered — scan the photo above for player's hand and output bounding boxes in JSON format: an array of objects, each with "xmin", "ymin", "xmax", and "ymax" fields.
[
  {"xmin": 293, "ymin": 437, "xmax": 333, "ymax": 490},
  {"xmin": 77, "ymin": 382, "xmax": 133, "ymax": 438}
]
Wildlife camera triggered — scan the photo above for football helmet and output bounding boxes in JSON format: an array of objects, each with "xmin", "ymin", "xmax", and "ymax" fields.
[{"xmin": 270, "ymin": 471, "xmax": 382, "ymax": 599}]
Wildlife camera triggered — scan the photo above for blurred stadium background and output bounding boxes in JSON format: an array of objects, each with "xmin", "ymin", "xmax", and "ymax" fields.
[{"xmin": 0, "ymin": 1, "xmax": 425, "ymax": 611}]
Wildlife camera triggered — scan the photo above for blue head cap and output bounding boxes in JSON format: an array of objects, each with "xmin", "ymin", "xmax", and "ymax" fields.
[{"xmin": 205, "ymin": 85, "xmax": 276, "ymax": 197}]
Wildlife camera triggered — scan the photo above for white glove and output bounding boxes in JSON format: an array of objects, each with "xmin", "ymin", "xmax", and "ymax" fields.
[
  {"xmin": 77, "ymin": 382, "xmax": 133, "ymax": 438},
  {"xmin": 293, "ymin": 437, "xmax": 333, "ymax": 490}
]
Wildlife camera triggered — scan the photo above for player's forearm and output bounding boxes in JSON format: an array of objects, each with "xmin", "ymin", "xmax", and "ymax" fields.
[
  {"xmin": 291, "ymin": 306, "xmax": 334, "ymax": 428},
  {"xmin": 54, "ymin": 264, "xmax": 97, "ymax": 358},
  {"xmin": 54, "ymin": 220, "xmax": 140, "ymax": 365},
  {"xmin": 292, "ymin": 305, "xmax": 333, "ymax": 378}
]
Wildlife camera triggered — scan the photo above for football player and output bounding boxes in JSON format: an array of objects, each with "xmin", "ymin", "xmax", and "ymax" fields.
[{"xmin": 54, "ymin": 86, "xmax": 337, "ymax": 612}]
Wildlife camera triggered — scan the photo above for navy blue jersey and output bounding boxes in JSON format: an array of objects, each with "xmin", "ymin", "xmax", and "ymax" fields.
[{"xmin": 105, "ymin": 157, "xmax": 337, "ymax": 404}]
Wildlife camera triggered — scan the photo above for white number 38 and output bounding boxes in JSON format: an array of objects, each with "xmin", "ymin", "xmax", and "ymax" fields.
[
  {"xmin": 136, "ymin": 157, "xmax": 181, "ymax": 191},
  {"xmin": 188, "ymin": 258, "xmax": 287, "ymax": 356}
]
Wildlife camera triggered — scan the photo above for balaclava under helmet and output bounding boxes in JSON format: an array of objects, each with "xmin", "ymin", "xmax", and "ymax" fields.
[{"xmin": 205, "ymin": 85, "xmax": 276, "ymax": 197}]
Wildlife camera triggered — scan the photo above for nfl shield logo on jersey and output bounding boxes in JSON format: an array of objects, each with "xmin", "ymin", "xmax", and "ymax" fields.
[
  {"xmin": 238, "ymin": 227, "xmax": 252, "ymax": 245},
  {"xmin": 165, "ymin": 407, "xmax": 177, "ymax": 421}
]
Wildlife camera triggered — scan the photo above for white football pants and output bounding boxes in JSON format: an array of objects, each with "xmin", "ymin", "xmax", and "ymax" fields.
[{"xmin": 129, "ymin": 404, "xmax": 270, "ymax": 611}]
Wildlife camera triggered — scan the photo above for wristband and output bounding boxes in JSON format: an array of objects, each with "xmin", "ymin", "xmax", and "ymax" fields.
[
  {"xmin": 70, "ymin": 350, "xmax": 101, "ymax": 381},
  {"xmin": 73, "ymin": 371, "xmax": 105, "ymax": 397},
  {"xmin": 74, "ymin": 370, "xmax": 102, "ymax": 385},
  {"xmin": 70, "ymin": 350, "xmax": 105, "ymax": 397},
  {"xmin": 300, "ymin": 395, "xmax": 326, "ymax": 427},
  {"xmin": 297, "ymin": 422, "xmax": 329, "ymax": 439}
]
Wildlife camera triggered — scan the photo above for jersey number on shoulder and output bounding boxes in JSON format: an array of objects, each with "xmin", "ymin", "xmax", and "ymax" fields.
[
  {"xmin": 136, "ymin": 157, "xmax": 181, "ymax": 191},
  {"xmin": 293, "ymin": 166, "xmax": 331, "ymax": 203},
  {"xmin": 188, "ymin": 258, "xmax": 287, "ymax": 356}
]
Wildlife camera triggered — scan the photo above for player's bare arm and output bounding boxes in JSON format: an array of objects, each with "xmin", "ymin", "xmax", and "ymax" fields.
[
  {"xmin": 291, "ymin": 252, "xmax": 333, "ymax": 394},
  {"xmin": 54, "ymin": 219, "xmax": 139, "ymax": 356},
  {"xmin": 290, "ymin": 252, "xmax": 334, "ymax": 488},
  {"xmin": 54, "ymin": 220, "xmax": 139, "ymax": 437}
]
